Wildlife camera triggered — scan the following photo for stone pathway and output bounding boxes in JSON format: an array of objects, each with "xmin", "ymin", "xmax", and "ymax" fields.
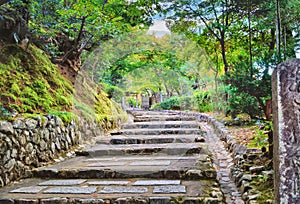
[
  {"xmin": 200, "ymin": 122, "xmax": 244, "ymax": 203},
  {"xmin": 0, "ymin": 110, "xmax": 244, "ymax": 203}
]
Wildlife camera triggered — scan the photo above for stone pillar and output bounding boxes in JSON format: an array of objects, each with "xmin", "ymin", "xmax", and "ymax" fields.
[{"xmin": 272, "ymin": 58, "xmax": 300, "ymax": 204}]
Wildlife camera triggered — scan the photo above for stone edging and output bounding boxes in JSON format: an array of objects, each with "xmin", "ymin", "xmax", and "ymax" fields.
[
  {"xmin": 163, "ymin": 110, "xmax": 272, "ymax": 203},
  {"xmin": 0, "ymin": 114, "xmax": 123, "ymax": 188}
]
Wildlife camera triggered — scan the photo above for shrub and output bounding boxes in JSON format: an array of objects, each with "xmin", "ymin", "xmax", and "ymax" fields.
[
  {"xmin": 192, "ymin": 90, "xmax": 212, "ymax": 112},
  {"xmin": 101, "ymin": 83, "xmax": 125, "ymax": 103},
  {"xmin": 227, "ymin": 88, "xmax": 261, "ymax": 119},
  {"xmin": 151, "ymin": 96, "xmax": 192, "ymax": 110}
]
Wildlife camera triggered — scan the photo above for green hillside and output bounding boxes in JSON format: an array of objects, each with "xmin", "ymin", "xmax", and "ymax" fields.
[{"xmin": 0, "ymin": 42, "xmax": 126, "ymax": 124}]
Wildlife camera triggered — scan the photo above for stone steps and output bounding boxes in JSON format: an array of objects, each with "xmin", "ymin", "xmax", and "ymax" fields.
[
  {"xmin": 0, "ymin": 110, "xmax": 224, "ymax": 203},
  {"xmin": 111, "ymin": 128, "xmax": 202, "ymax": 136},
  {"xmin": 32, "ymin": 155, "xmax": 217, "ymax": 180},
  {"xmin": 77, "ymin": 143, "xmax": 209, "ymax": 156},
  {"xmin": 96, "ymin": 134, "xmax": 203, "ymax": 145},
  {"xmin": 0, "ymin": 178, "xmax": 222, "ymax": 204},
  {"xmin": 122, "ymin": 121, "xmax": 199, "ymax": 129},
  {"xmin": 133, "ymin": 116, "xmax": 196, "ymax": 122}
]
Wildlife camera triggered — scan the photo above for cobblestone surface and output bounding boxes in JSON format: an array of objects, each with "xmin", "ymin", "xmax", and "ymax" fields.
[{"xmin": 200, "ymin": 122, "xmax": 244, "ymax": 203}]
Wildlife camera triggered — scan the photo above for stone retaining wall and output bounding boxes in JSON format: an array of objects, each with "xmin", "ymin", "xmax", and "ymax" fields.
[
  {"xmin": 0, "ymin": 114, "xmax": 120, "ymax": 187},
  {"xmin": 167, "ymin": 110, "xmax": 273, "ymax": 203}
]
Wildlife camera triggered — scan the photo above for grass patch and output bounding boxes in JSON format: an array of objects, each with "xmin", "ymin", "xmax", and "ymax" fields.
[{"xmin": 48, "ymin": 110, "xmax": 78, "ymax": 124}]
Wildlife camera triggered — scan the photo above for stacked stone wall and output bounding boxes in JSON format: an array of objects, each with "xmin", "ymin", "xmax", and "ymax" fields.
[
  {"xmin": 166, "ymin": 110, "xmax": 273, "ymax": 203},
  {"xmin": 0, "ymin": 114, "xmax": 115, "ymax": 187}
]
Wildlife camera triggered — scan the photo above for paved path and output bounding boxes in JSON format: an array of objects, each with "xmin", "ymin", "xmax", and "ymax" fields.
[
  {"xmin": 200, "ymin": 122, "xmax": 244, "ymax": 204},
  {"xmin": 0, "ymin": 110, "xmax": 243, "ymax": 203}
]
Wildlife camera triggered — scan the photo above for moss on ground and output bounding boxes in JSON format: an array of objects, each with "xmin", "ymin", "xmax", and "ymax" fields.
[
  {"xmin": 0, "ymin": 42, "xmax": 126, "ymax": 125},
  {"xmin": 0, "ymin": 43, "xmax": 73, "ymax": 115}
]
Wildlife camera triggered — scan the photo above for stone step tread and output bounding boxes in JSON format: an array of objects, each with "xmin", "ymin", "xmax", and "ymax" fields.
[
  {"xmin": 111, "ymin": 128, "xmax": 202, "ymax": 135},
  {"xmin": 122, "ymin": 121, "xmax": 199, "ymax": 128},
  {"xmin": 133, "ymin": 117, "xmax": 196, "ymax": 122},
  {"xmin": 31, "ymin": 155, "xmax": 216, "ymax": 180},
  {"xmin": 122, "ymin": 124, "xmax": 199, "ymax": 129},
  {"xmin": 123, "ymin": 121, "xmax": 198, "ymax": 125},
  {"xmin": 0, "ymin": 178, "xmax": 222, "ymax": 202},
  {"xmin": 81, "ymin": 143, "xmax": 208, "ymax": 156},
  {"xmin": 133, "ymin": 113, "xmax": 189, "ymax": 116},
  {"xmin": 86, "ymin": 142, "xmax": 205, "ymax": 149},
  {"xmin": 96, "ymin": 134, "xmax": 202, "ymax": 144},
  {"xmin": 130, "ymin": 111, "xmax": 179, "ymax": 115}
]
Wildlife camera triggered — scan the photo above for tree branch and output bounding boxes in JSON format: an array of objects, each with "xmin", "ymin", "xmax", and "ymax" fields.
[
  {"xmin": 76, "ymin": 16, "xmax": 87, "ymax": 44},
  {"xmin": 186, "ymin": 4, "xmax": 221, "ymax": 41}
]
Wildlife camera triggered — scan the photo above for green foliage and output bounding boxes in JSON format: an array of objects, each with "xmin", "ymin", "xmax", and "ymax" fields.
[
  {"xmin": 126, "ymin": 97, "xmax": 140, "ymax": 108},
  {"xmin": 48, "ymin": 110, "xmax": 78, "ymax": 124},
  {"xmin": 94, "ymin": 91, "xmax": 127, "ymax": 124},
  {"xmin": 151, "ymin": 90, "xmax": 218, "ymax": 112},
  {"xmin": 0, "ymin": 44, "xmax": 73, "ymax": 114},
  {"xmin": 3, "ymin": 0, "xmax": 299, "ymax": 123},
  {"xmin": 101, "ymin": 83, "xmax": 125, "ymax": 103},
  {"xmin": 227, "ymin": 88, "xmax": 261, "ymax": 119},
  {"xmin": 86, "ymin": 33, "xmax": 212, "ymax": 101},
  {"xmin": 178, "ymin": 96, "xmax": 192, "ymax": 110},
  {"xmin": 26, "ymin": 0, "xmax": 160, "ymax": 60},
  {"xmin": 153, "ymin": 97, "xmax": 180, "ymax": 110},
  {"xmin": 248, "ymin": 128, "xmax": 269, "ymax": 148},
  {"xmin": 151, "ymin": 96, "xmax": 192, "ymax": 111},
  {"xmin": 224, "ymin": 63, "xmax": 271, "ymax": 119},
  {"xmin": 192, "ymin": 90, "xmax": 212, "ymax": 113},
  {"xmin": 0, "ymin": 42, "xmax": 126, "ymax": 127}
]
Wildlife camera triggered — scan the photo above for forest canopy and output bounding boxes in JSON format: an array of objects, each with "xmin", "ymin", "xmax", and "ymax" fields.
[{"xmin": 0, "ymin": 0, "xmax": 299, "ymax": 119}]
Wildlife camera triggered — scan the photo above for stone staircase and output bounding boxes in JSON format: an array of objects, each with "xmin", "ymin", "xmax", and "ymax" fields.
[{"xmin": 0, "ymin": 110, "xmax": 224, "ymax": 204}]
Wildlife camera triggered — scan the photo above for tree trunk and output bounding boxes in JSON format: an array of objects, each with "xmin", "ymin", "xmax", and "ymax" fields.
[
  {"xmin": 248, "ymin": 0, "xmax": 253, "ymax": 77},
  {"xmin": 284, "ymin": 25, "xmax": 287, "ymax": 60},
  {"xmin": 220, "ymin": 32, "xmax": 228, "ymax": 73},
  {"xmin": 276, "ymin": 0, "xmax": 281, "ymax": 56},
  {"xmin": 270, "ymin": 28, "xmax": 276, "ymax": 51}
]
